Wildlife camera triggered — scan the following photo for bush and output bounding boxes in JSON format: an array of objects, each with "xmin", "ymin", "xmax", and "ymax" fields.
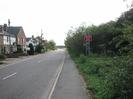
[
  {"xmin": 0, "ymin": 54, "xmax": 6, "ymax": 60},
  {"xmin": 35, "ymin": 44, "xmax": 43, "ymax": 53},
  {"xmin": 46, "ymin": 40, "xmax": 56, "ymax": 50},
  {"xmin": 65, "ymin": 26, "xmax": 85, "ymax": 56},
  {"xmin": 105, "ymin": 56, "xmax": 133, "ymax": 99},
  {"xmin": 78, "ymin": 54, "xmax": 86, "ymax": 64},
  {"xmin": 75, "ymin": 54, "xmax": 115, "ymax": 99},
  {"xmin": 17, "ymin": 45, "xmax": 23, "ymax": 53},
  {"xmin": 28, "ymin": 43, "xmax": 34, "ymax": 55}
]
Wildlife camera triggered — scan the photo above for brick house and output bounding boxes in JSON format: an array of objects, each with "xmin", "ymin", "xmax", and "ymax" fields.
[
  {"xmin": 7, "ymin": 26, "xmax": 26, "ymax": 52},
  {"xmin": 0, "ymin": 24, "xmax": 26, "ymax": 54}
]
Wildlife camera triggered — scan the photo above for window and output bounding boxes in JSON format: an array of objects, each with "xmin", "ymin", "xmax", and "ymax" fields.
[{"xmin": 7, "ymin": 36, "xmax": 8, "ymax": 42}]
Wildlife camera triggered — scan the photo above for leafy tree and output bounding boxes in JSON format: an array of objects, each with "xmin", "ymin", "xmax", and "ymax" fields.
[
  {"xmin": 35, "ymin": 43, "xmax": 44, "ymax": 53},
  {"xmin": 65, "ymin": 26, "xmax": 86, "ymax": 56},
  {"xmin": 47, "ymin": 40, "xmax": 56, "ymax": 50},
  {"xmin": 28, "ymin": 43, "xmax": 34, "ymax": 55},
  {"xmin": 123, "ymin": 0, "xmax": 133, "ymax": 8}
]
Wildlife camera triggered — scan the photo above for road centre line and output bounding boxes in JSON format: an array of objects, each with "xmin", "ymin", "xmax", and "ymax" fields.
[{"xmin": 2, "ymin": 72, "xmax": 17, "ymax": 80}]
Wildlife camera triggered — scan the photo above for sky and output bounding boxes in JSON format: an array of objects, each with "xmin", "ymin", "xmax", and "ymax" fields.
[{"xmin": 0, "ymin": 0, "xmax": 131, "ymax": 45}]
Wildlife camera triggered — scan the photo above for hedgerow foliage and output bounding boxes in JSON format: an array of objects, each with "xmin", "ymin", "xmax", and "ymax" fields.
[
  {"xmin": 65, "ymin": 8, "xmax": 133, "ymax": 55},
  {"xmin": 65, "ymin": 8, "xmax": 133, "ymax": 99}
]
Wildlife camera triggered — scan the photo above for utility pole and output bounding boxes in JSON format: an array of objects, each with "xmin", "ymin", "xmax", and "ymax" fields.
[
  {"xmin": 8, "ymin": 19, "xmax": 10, "ymax": 27},
  {"xmin": 8, "ymin": 19, "xmax": 12, "ymax": 53}
]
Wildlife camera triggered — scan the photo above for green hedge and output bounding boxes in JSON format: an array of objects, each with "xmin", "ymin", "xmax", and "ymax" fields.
[
  {"xmin": 0, "ymin": 54, "xmax": 6, "ymax": 60},
  {"xmin": 74, "ymin": 54, "xmax": 133, "ymax": 99}
]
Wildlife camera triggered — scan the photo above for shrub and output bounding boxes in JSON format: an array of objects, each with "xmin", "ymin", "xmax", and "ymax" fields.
[
  {"xmin": 17, "ymin": 45, "xmax": 23, "ymax": 53},
  {"xmin": 0, "ymin": 54, "xmax": 6, "ymax": 60},
  {"xmin": 78, "ymin": 54, "xmax": 86, "ymax": 64},
  {"xmin": 47, "ymin": 40, "xmax": 56, "ymax": 50},
  {"xmin": 88, "ymin": 64, "xmax": 100, "ymax": 74},
  {"xmin": 28, "ymin": 43, "xmax": 34, "ymax": 55},
  {"xmin": 35, "ymin": 44, "xmax": 43, "ymax": 53},
  {"xmin": 104, "ymin": 56, "xmax": 133, "ymax": 99}
]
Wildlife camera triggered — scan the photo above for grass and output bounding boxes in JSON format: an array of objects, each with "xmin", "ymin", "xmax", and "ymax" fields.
[{"xmin": 73, "ymin": 54, "xmax": 114, "ymax": 99}]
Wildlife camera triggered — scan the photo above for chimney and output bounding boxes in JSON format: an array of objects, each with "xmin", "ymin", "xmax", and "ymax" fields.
[
  {"xmin": 3, "ymin": 24, "xmax": 7, "ymax": 32},
  {"xmin": 8, "ymin": 19, "xmax": 10, "ymax": 27}
]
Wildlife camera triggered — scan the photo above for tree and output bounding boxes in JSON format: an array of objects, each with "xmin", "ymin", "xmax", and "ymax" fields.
[
  {"xmin": 123, "ymin": 0, "xmax": 133, "ymax": 8},
  {"xmin": 65, "ymin": 26, "xmax": 86, "ymax": 56},
  {"xmin": 47, "ymin": 40, "xmax": 56, "ymax": 50},
  {"xmin": 35, "ymin": 43, "xmax": 44, "ymax": 53},
  {"xmin": 28, "ymin": 43, "xmax": 34, "ymax": 55}
]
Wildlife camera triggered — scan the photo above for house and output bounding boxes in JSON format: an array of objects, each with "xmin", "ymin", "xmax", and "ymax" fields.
[
  {"xmin": 7, "ymin": 26, "xmax": 26, "ymax": 52},
  {"xmin": 26, "ymin": 36, "xmax": 39, "ymax": 51},
  {"xmin": 0, "ymin": 24, "xmax": 17, "ymax": 54},
  {"xmin": 0, "ymin": 24, "xmax": 26, "ymax": 54}
]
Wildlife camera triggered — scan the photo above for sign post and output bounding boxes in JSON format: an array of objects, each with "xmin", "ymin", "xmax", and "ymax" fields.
[{"xmin": 84, "ymin": 34, "xmax": 92, "ymax": 55}]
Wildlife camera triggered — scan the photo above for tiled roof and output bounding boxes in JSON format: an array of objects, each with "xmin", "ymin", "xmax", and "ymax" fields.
[
  {"xmin": 3, "ymin": 31, "xmax": 15, "ymax": 37},
  {"xmin": 7, "ymin": 26, "xmax": 22, "ymax": 36}
]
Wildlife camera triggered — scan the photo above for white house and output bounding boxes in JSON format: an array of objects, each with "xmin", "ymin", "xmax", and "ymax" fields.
[
  {"xmin": 26, "ymin": 36, "xmax": 39, "ymax": 51},
  {"xmin": 3, "ymin": 33, "xmax": 17, "ymax": 54}
]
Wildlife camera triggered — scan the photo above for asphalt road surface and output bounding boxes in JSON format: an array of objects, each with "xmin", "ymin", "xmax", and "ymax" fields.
[{"xmin": 0, "ymin": 49, "xmax": 89, "ymax": 99}]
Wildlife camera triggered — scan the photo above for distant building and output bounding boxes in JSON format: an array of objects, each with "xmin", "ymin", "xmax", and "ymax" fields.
[{"xmin": 26, "ymin": 36, "xmax": 39, "ymax": 51}]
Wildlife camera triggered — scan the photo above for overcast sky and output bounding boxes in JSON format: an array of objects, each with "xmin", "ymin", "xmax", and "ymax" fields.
[{"xmin": 0, "ymin": 0, "xmax": 131, "ymax": 45}]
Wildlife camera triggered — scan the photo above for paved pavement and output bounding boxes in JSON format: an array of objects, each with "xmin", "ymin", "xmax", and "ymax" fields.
[
  {"xmin": 0, "ymin": 49, "xmax": 89, "ymax": 99},
  {"xmin": 51, "ymin": 52, "xmax": 89, "ymax": 99}
]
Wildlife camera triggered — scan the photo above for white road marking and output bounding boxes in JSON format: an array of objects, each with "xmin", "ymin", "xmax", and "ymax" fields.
[
  {"xmin": 0, "ymin": 54, "xmax": 44, "ymax": 70},
  {"xmin": 47, "ymin": 56, "xmax": 66, "ymax": 99},
  {"xmin": 2, "ymin": 72, "xmax": 17, "ymax": 80}
]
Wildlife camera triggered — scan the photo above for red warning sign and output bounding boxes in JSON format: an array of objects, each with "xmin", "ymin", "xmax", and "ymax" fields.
[{"xmin": 84, "ymin": 35, "xmax": 92, "ymax": 41}]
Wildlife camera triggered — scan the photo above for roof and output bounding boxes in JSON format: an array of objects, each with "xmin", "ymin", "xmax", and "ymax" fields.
[
  {"xmin": 26, "ymin": 37, "xmax": 32, "ymax": 42},
  {"xmin": 3, "ymin": 31, "xmax": 15, "ymax": 37},
  {"xmin": 7, "ymin": 26, "xmax": 22, "ymax": 36}
]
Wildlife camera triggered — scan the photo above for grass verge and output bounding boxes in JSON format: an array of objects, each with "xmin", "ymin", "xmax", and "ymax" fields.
[
  {"xmin": 71, "ymin": 53, "xmax": 133, "ymax": 99},
  {"xmin": 74, "ymin": 54, "xmax": 113, "ymax": 99}
]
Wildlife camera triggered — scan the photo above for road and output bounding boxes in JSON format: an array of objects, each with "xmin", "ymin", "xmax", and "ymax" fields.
[{"xmin": 0, "ymin": 49, "xmax": 89, "ymax": 99}]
